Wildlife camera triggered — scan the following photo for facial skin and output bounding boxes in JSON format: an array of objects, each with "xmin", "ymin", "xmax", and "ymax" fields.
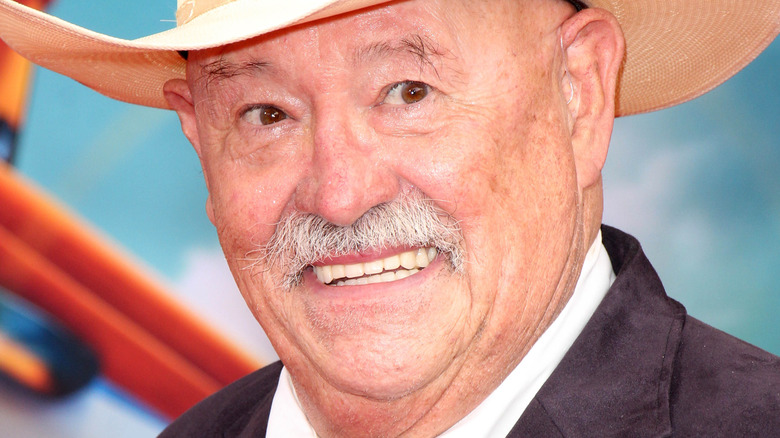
[{"xmin": 164, "ymin": 0, "xmax": 624, "ymax": 436}]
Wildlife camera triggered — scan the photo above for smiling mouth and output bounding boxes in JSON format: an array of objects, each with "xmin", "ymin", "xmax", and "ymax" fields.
[{"xmin": 312, "ymin": 247, "xmax": 438, "ymax": 286}]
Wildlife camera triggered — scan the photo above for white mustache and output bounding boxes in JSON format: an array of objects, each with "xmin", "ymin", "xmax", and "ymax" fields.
[{"xmin": 253, "ymin": 191, "xmax": 464, "ymax": 289}]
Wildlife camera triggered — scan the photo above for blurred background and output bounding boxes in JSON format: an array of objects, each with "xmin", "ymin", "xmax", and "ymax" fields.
[{"xmin": 1, "ymin": 0, "xmax": 778, "ymax": 436}]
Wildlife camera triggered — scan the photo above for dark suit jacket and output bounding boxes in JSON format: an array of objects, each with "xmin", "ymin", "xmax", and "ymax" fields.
[{"xmin": 160, "ymin": 226, "xmax": 780, "ymax": 437}]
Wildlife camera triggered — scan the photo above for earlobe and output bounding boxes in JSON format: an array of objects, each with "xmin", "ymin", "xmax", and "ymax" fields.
[
  {"xmin": 205, "ymin": 195, "xmax": 216, "ymax": 225},
  {"xmin": 163, "ymin": 78, "xmax": 203, "ymax": 157},
  {"xmin": 559, "ymin": 8, "xmax": 625, "ymax": 189}
]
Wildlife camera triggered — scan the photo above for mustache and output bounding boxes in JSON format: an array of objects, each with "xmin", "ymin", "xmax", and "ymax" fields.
[{"xmin": 250, "ymin": 191, "xmax": 464, "ymax": 289}]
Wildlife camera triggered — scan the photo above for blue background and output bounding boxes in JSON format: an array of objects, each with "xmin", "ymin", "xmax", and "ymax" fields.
[{"xmin": 3, "ymin": 0, "xmax": 779, "ymax": 435}]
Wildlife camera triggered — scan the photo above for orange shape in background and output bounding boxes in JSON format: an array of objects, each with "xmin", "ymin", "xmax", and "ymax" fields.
[
  {"xmin": 0, "ymin": 0, "xmax": 263, "ymax": 418},
  {"xmin": 0, "ymin": 0, "xmax": 51, "ymax": 129}
]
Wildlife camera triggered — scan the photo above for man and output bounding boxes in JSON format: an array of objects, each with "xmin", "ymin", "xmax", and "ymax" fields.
[{"xmin": 1, "ymin": 0, "xmax": 779, "ymax": 436}]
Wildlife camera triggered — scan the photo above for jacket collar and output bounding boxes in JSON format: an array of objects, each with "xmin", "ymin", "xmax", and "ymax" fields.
[{"xmin": 509, "ymin": 226, "xmax": 686, "ymax": 437}]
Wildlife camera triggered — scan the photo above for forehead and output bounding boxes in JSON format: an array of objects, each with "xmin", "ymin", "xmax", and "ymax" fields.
[
  {"xmin": 191, "ymin": 0, "xmax": 460, "ymax": 75},
  {"xmin": 186, "ymin": 0, "xmax": 559, "ymax": 81}
]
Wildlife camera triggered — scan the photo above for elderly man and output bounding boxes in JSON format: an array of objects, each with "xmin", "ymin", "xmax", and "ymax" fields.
[{"xmin": 1, "ymin": 0, "xmax": 779, "ymax": 436}]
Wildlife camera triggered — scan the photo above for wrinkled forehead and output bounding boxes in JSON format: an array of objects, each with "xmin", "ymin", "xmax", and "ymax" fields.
[
  {"xmin": 188, "ymin": 0, "xmax": 457, "ymax": 78},
  {"xmin": 185, "ymin": 0, "xmax": 572, "ymax": 83}
]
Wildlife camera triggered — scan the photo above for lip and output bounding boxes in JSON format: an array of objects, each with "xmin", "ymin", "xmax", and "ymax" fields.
[
  {"xmin": 310, "ymin": 245, "xmax": 420, "ymax": 266},
  {"xmin": 303, "ymin": 254, "xmax": 444, "ymax": 300}
]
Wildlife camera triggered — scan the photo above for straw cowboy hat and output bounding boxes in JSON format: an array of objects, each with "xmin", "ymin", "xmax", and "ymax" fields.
[{"xmin": 0, "ymin": 0, "xmax": 778, "ymax": 115}]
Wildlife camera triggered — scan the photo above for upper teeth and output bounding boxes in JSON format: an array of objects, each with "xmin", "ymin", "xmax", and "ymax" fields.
[{"xmin": 313, "ymin": 247, "xmax": 437, "ymax": 286}]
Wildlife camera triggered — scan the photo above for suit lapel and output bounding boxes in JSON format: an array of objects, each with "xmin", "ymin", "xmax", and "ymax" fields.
[
  {"xmin": 508, "ymin": 227, "xmax": 684, "ymax": 437},
  {"xmin": 506, "ymin": 398, "xmax": 565, "ymax": 437}
]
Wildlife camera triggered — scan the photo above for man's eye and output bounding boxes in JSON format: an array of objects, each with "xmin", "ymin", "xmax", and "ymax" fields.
[
  {"xmin": 243, "ymin": 105, "xmax": 288, "ymax": 125},
  {"xmin": 384, "ymin": 81, "xmax": 431, "ymax": 105}
]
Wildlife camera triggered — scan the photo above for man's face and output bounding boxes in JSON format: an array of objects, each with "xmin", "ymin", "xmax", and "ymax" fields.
[{"xmin": 185, "ymin": 0, "xmax": 586, "ymax": 410}]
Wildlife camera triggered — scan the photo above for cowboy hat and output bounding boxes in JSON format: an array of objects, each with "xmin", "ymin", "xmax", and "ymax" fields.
[{"xmin": 0, "ymin": 0, "xmax": 778, "ymax": 115}]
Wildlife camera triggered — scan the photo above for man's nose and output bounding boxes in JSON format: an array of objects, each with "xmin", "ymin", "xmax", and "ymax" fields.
[{"xmin": 294, "ymin": 105, "xmax": 399, "ymax": 226}]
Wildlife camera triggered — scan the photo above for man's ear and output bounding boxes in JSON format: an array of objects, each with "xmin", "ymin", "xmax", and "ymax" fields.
[
  {"xmin": 164, "ymin": 78, "xmax": 217, "ymax": 224},
  {"xmin": 163, "ymin": 78, "xmax": 202, "ymax": 157},
  {"xmin": 560, "ymin": 8, "xmax": 625, "ymax": 190}
]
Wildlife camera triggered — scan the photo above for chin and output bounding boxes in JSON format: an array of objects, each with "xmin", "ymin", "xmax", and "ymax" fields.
[
  {"xmin": 312, "ymin": 340, "xmax": 454, "ymax": 401},
  {"xmin": 268, "ymin": 254, "xmax": 476, "ymax": 401},
  {"xmin": 289, "ymin": 296, "xmax": 468, "ymax": 400}
]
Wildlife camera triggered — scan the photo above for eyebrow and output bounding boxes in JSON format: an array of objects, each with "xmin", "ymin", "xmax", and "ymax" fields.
[
  {"xmin": 354, "ymin": 33, "xmax": 449, "ymax": 77},
  {"xmin": 198, "ymin": 32, "xmax": 449, "ymax": 86},
  {"xmin": 199, "ymin": 59, "xmax": 272, "ymax": 86}
]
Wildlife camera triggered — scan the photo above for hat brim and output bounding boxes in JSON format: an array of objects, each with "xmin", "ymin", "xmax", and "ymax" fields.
[{"xmin": 1, "ymin": 0, "xmax": 778, "ymax": 115}]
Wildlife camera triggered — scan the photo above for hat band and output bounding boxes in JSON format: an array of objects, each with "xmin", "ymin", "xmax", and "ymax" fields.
[{"xmin": 176, "ymin": 0, "xmax": 239, "ymax": 25}]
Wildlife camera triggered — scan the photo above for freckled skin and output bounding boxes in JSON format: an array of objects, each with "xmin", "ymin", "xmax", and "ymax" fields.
[{"xmin": 164, "ymin": 0, "xmax": 623, "ymax": 436}]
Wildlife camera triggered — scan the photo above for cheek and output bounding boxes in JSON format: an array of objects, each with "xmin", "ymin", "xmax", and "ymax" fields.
[
  {"xmin": 197, "ymin": 130, "xmax": 312, "ymax": 258},
  {"xmin": 387, "ymin": 110, "xmax": 531, "ymax": 223},
  {"xmin": 204, "ymin": 159, "xmax": 300, "ymax": 262},
  {"xmin": 385, "ymin": 97, "xmax": 578, "ymax": 279},
  {"xmin": 207, "ymin": 175, "xmax": 300, "ymax": 322}
]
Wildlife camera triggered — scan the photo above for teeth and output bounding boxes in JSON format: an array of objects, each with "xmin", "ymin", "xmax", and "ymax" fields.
[
  {"xmin": 315, "ymin": 265, "xmax": 333, "ymax": 284},
  {"xmin": 416, "ymin": 249, "xmax": 430, "ymax": 268},
  {"xmin": 399, "ymin": 251, "xmax": 416, "ymax": 269},
  {"xmin": 312, "ymin": 247, "xmax": 438, "ymax": 286},
  {"xmin": 364, "ymin": 259, "xmax": 384, "ymax": 275},
  {"xmin": 383, "ymin": 254, "xmax": 401, "ymax": 270},
  {"xmin": 344, "ymin": 263, "xmax": 364, "ymax": 279},
  {"xmin": 331, "ymin": 264, "xmax": 345, "ymax": 279}
]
